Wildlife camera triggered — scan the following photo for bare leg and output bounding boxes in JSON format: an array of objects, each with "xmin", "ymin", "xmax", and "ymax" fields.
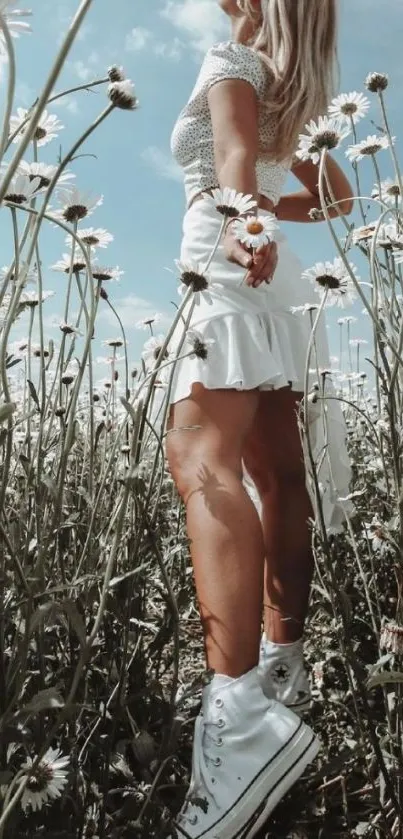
[
  {"xmin": 166, "ymin": 386, "xmax": 266, "ymax": 678},
  {"xmin": 261, "ymin": 476, "xmax": 314, "ymax": 643},
  {"xmin": 242, "ymin": 387, "xmax": 315, "ymax": 644}
]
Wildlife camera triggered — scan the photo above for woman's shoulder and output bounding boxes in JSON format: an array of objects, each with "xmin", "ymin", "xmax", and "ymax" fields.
[{"xmin": 200, "ymin": 40, "xmax": 269, "ymax": 85}]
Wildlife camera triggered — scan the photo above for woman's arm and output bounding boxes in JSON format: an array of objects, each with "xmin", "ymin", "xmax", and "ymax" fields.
[
  {"xmin": 208, "ymin": 78, "xmax": 278, "ymax": 286},
  {"xmin": 272, "ymin": 155, "xmax": 355, "ymax": 223}
]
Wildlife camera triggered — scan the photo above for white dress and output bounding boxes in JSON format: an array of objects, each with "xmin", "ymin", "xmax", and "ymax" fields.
[{"xmin": 166, "ymin": 41, "xmax": 355, "ymax": 534}]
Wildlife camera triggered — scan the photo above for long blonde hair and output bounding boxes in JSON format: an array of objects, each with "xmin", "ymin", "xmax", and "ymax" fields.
[{"xmin": 238, "ymin": 0, "xmax": 339, "ymax": 161}]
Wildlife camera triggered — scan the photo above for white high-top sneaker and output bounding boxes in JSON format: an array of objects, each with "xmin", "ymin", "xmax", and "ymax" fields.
[
  {"xmin": 170, "ymin": 666, "xmax": 319, "ymax": 839},
  {"xmin": 257, "ymin": 634, "xmax": 312, "ymax": 715}
]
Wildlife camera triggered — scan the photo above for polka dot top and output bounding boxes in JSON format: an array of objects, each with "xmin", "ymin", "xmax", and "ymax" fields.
[{"xmin": 170, "ymin": 41, "xmax": 293, "ymax": 209}]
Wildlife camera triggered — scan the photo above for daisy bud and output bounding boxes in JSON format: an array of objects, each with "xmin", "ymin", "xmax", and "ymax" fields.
[
  {"xmin": 100, "ymin": 287, "xmax": 108, "ymax": 300},
  {"xmin": 365, "ymin": 72, "xmax": 389, "ymax": 93},
  {"xmin": 93, "ymin": 392, "xmax": 100, "ymax": 402},
  {"xmin": 55, "ymin": 407, "xmax": 66, "ymax": 418},
  {"xmin": 108, "ymin": 65, "xmax": 125, "ymax": 82},
  {"xmin": 108, "ymin": 80, "xmax": 138, "ymax": 111}
]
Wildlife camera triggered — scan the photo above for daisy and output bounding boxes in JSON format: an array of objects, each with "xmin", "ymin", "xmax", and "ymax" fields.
[
  {"xmin": 59, "ymin": 322, "xmax": 82, "ymax": 336},
  {"xmin": 204, "ymin": 186, "xmax": 257, "ymax": 218},
  {"xmin": 65, "ymin": 227, "xmax": 113, "ymax": 249},
  {"xmin": 337, "ymin": 316, "xmax": 357, "ymax": 325},
  {"xmin": 0, "ymin": 3, "xmax": 31, "ymax": 59},
  {"xmin": 51, "ymin": 188, "xmax": 103, "ymax": 224},
  {"xmin": 186, "ymin": 328, "xmax": 215, "ymax": 360},
  {"xmin": 9, "ymin": 108, "xmax": 64, "ymax": 147},
  {"xmin": 371, "ymin": 177, "xmax": 402, "ymax": 207},
  {"xmin": 380, "ymin": 623, "xmax": 403, "ymax": 655},
  {"xmin": 2, "ymin": 173, "xmax": 41, "ymax": 204},
  {"xmin": 19, "ymin": 290, "xmax": 54, "ymax": 307},
  {"xmin": 17, "ymin": 161, "xmax": 75, "ymax": 192},
  {"xmin": 328, "ymin": 91, "xmax": 370, "ymax": 125},
  {"xmin": 289, "ymin": 303, "xmax": 319, "ymax": 315},
  {"xmin": 0, "ymin": 262, "xmax": 37, "ymax": 283},
  {"xmin": 351, "ymin": 223, "xmax": 377, "ymax": 245},
  {"xmin": 296, "ymin": 115, "xmax": 350, "ymax": 165},
  {"xmin": 19, "ymin": 747, "xmax": 69, "ymax": 813},
  {"xmin": 91, "ymin": 264, "xmax": 123, "ymax": 283},
  {"xmin": 103, "ymin": 338, "xmax": 125, "ymax": 348},
  {"xmin": 301, "ymin": 257, "xmax": 358, "ymax": 308},
  {"xmin": 135, "ymin": 312, "xmax": 163, "ymax": 330},
  {"xmin": 52, "ymin": 254, "xmax": 86, "ymax": 273},
  {"xmin": 346, "ymin": 134, "xmax": 392, "ymax": 163},
  {"xmin": 174, "ymin": 259, "xmax": 223, "ymax": 306},
  {"xmin": 365, "ymin": 72, "xmax": 389, "ymax": 93},
  {"xmin": 230, "ymin": 215, "xmax": 279, "ymax": 248},
  {"xmin": 108, "ymin": 79, "xmax": 138, "ymax": 110},
  {"xmin": 108, "ymin": 65, "xmax": 126, "ymax": 82},
  {"xmin": 141, "ymin": 334, "xmax": 170, "ymax": 367}
]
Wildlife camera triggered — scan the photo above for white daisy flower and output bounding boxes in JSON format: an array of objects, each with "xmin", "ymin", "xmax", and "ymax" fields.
[
  {"xmin": 65, "ymin": 227, "xmax": 113, "ymax": 249},
  {"xmin": 52, "ymin": 254, "xmax": 87, "ymax": 274},
  {"xmin": 0, "ymin": 262, "xmax": 37, "ymax": 284},
  {"xmin": 59, "ymin": 322, "xmax": 82, "ymax": 337},
  {"xmin": 328, "ymin": 91, "xmax": 370, "ymax": 125},
  {"xmin": 141, "ymin": 334, "xmax": 170, "ymax": 367},
  {"xmin": 296, "ymin": 115, "xmax": 350, "ymax": 165},
  {"xmin": 204, "ymin": 187, "xmax": 257, "ymax": 218},
  {"xmin": 8, "ymin": 338, "xmax": 29, "ymax": 355},
  {"xmin": 16, "ymin": 161, "xmax": 75, "ymax": 192},
  {"xmin": 91, "ymin": 264, "xmax": 123, "ymax": 283},
  {"xmin": 346, "ymin": 134, "xmax": 392, "ymax": 162},
  {"xmin": 19, "ymin": 290, "xmax": 54, "ymax": 307},
  {"xmin": 186, "ymin": 328, "xmax": 215, "ymax": 360},
  {"xmin": 51, "ymin": 188, "xmax": 103, "ymax": 224},
  {"xmin": 365, "ymin": 72, "xmax": 389, "ymax": 93},
  {"xmin": 135, "ymin": 312, "xmax": 163, "ymax": 330},
  {"xmin": 289, "ymin": 303, "xmax": 319, "ymax": 315},
  {"xmin": 2, "ymin": 173, "xmax": 41, "ymax": 204},
  {"xmin": 371, "ymin": 177, "xmax": 402, "ymax": 207},
  {"xmin": 0, "ymin": 3, "xmax": 31, "ymax": 59},
  {"xmin": 61, "ymin": 366, "xmax": 77, "ymax": 385},
  {"xmin": 20, "ymin": 747, "xmax": 69, "ymax": 813},
  {"xmin": 103, "ymin": 338, "xmax": 125, "ymax": 348},
  {"xmin": 175, "ymin": 259, "xmax": 224, "ymax": 306},
  {"xmin": 230, "ymin": 214, "xmax": 279, "ymax": 248},
  {"xmin": 301, "ymin": 257, "xmax": 358, "ymax": 308},
  {"xmin": 108, "ymin": 79, "xmax": 138, "ymax": 110},
  {"xmin": 108, "ymin": 65, "xmax": 126, "ymax": 82},
  {"xmin": 351, "ymin": 223, "xmax": 377, "ymax": 245},
  {"xmin": 9, "ymin": 108, "xmax": 64, "ymax": 147},
  {"xmin": 349, "ymin": 338, "xmax": 368, "ymax": 347},
  {"xmin": 380, "ymin": 623, "xmax": 403, "ymax": 655}
]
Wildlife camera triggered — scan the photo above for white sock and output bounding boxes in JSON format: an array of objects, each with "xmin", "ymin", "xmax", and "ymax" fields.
[{"xmin": 262, "ymin": 632, "xmax": 303, "ymax": 652}]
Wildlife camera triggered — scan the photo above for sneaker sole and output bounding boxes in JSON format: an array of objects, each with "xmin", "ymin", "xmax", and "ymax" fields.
[{"xmin": 238, "ymin": 724, "xmax": 320, "ymax": 839}]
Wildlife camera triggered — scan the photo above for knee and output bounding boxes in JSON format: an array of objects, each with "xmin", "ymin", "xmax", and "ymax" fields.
[{"xmin": 166, "ymin": 431, "xmax": 242, "ymax": 500}]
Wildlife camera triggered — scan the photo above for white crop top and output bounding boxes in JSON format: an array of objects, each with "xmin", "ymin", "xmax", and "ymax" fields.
[{"xmin": 170, "ymin": 41, "xmax": 293, "ymax": 209}]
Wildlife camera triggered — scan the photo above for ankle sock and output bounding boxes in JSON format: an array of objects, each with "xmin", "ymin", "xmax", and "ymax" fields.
[{"xmin": 262, "ymin": 633, "xmax": 304, "ymax": 654}]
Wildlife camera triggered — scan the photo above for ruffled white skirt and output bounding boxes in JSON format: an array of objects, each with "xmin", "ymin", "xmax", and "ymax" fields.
[{"xmin": 168, "ymin": 197, "xmax": 355, "ymax": 534}]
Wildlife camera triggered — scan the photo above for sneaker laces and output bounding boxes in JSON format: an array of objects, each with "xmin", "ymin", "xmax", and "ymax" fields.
[{"xmin": 179, "ymin": 712, "xmax": 223, "ymax": 826}]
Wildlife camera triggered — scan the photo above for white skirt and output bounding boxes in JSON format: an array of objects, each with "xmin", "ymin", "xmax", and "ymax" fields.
[{"xmin": 168, "ymin": 197, "xmax": 355, "ymax": 534}]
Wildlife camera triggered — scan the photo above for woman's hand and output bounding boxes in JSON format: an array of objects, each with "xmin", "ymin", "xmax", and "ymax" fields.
[{"xmin": 223, "ymin": 224, "xmax": 278, "ymax": 288}]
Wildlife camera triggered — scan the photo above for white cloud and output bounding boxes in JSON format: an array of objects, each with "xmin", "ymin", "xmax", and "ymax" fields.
[
  {"xmin": 154, "ymin": 37, "xmax": 183, "ymax": 62},
  {"xmin": 72, "ymin": 60, "xmax": 94, "ymax": 82},
  {"xmin": 161, "ymin": 0, "xmax": 226, "ymax": 53},
  {"xmin": 125, "ymin": 27, "xmax": 152, "ymax": 52},
  {"xmin": 142, "ymin": 146, "xmax": 183, "ymax": 182},
  {"xmin": 98, "ymin": 294, "xmax": 172, "ymax": 332}
]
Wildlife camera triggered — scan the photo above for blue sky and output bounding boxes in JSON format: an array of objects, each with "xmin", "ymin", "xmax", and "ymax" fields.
[{"xmin": 1, "ymin": 0, "xmax": 403, "ymax": 382}]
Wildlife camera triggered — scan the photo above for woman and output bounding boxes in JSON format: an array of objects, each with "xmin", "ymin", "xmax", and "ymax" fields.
[{"xmin": 165, "ymin": 1, "xmax": 354, "ymax": 837}]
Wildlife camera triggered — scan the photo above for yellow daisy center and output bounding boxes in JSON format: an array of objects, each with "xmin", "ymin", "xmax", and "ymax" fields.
[{"xmin": 246, "ymin": 220, "xmax": 264, "ymax": 235}]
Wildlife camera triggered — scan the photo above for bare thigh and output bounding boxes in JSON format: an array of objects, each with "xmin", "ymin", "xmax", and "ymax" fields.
[
  {"xmin": 242, "ymin": 386, "xmax": 306, "ymax": 496},
  {"xmin": 165, "ymin": 384, "xmax": 261, "ymax": 498}
]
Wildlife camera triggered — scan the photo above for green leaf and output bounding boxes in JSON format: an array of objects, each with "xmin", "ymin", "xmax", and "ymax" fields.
[
  {"xmin": 41, "ymin": 474, "xmax": 58, "ymax": 500},
  {"xmin": 27, "ymin": 379, "xmax": 40, "ymax": 411},
  {"xmin": 367, "ymin": 671, "xmax": 403, "ymax": 689},
  {"xmin": 0, "ymin": 402, "xmax": 16, "ymax": 423},
  {"xmin": 94, "ymin": 421, "xmax": 105, "ymax": 451},
  {"xmin": 18, "ymin": 688, "xmax": 65, "ymax": 715},
  {"xmin": 29, "ymin": 600, "xmax": 86, "ymax": 647}
]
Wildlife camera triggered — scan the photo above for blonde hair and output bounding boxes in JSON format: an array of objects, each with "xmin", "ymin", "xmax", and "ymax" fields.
[{"xmin": 238, "ymin": 0, "xmax": 339, "ymax": 162}]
